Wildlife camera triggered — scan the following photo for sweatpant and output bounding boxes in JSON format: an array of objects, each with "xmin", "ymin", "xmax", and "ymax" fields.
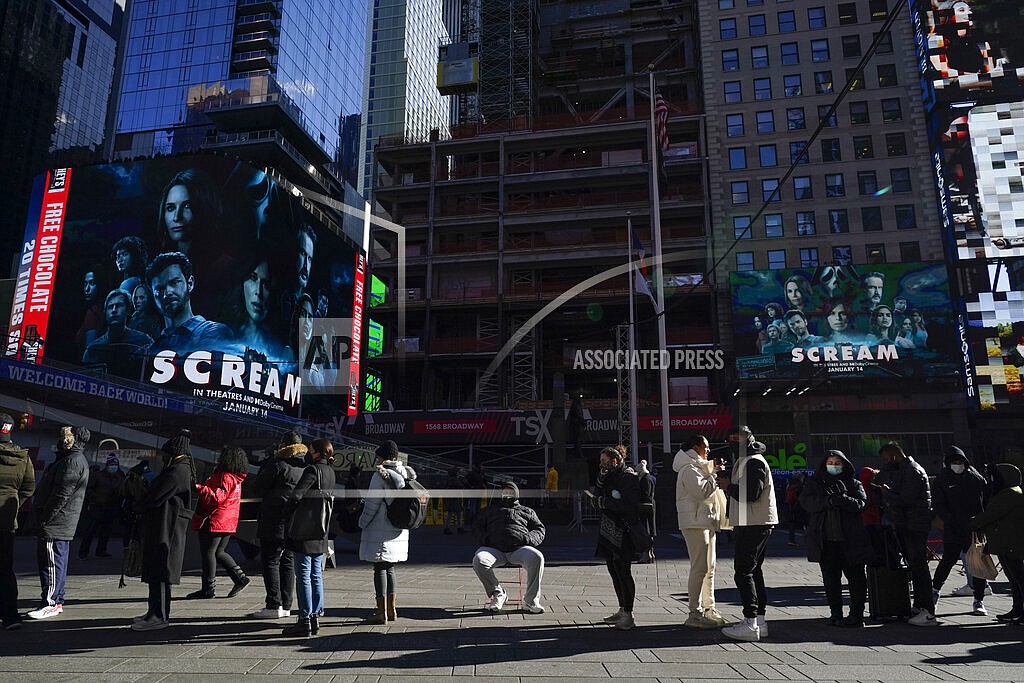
[
  {"xmin": 819, "ymin": 540, "xmax": 867, "ymax": 617},
  {"xmin": 36, "ymin": 538, "xmax": 70, "ymax": 607},
  {"xmin": 472, "ymin": 545, "xmax": 545, "ymax": 607},
  {"xmin": 147, "ymin": 581, "xmax": 171, "ymax": 621},
  {"xmin": 260, "ymin": 537, "xmax": 295, "ymax": 610},
  {"xmin": 933, "ymin": 539, "xmax": 986, "ymax": 600},
  {"xmin": 896, "ymin": 527, "xmax": 935, "ymax": 613},
  {"xmin": 605, "ymin": 555, "xmax": 636, "ymax": 612},
  {"xmin": 733, "ymin": 525, "xmax": 772, "ymax": 619},
  {"xmin": 681, "ymin": 527, "xmax": 717, "ymax": 614}
]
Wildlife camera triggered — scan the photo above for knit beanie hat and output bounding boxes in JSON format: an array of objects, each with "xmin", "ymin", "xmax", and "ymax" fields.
[
  {"xmin": 106, "ymin": 454, "xmax": 120, "ymax": 466},
  {"xmin": 161, "ymin": 429, "xmax": 192, "ymax": 457},
  {"xmin": 0, "ymin": 413, "xmax": 13, "ymax": 443},
  {"xmin": 375, "ymin": 440, "xmax": 399, "ymax": 461}
]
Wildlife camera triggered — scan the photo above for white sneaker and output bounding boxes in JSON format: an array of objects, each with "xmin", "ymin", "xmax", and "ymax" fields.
[
  {"xmin": 131, "ymin": 615, "xmax": 169, "ymax": 631},
  {"xmin": 524, "ymin": 603, "xmax": 545, "ymax": 614},
  {"xmin": 972, "ymin": 601, "xmax": 987, "ymax": 616},
  {"xmin": 27, "ymin": 604, "xmax": 63, "ymax": 619},
  {"xmin": 908, "ymin": 610, "xmax": 938, "ymax": 626},
  {"xmin": 756, "ymin": 615, "xmax": 769, "ymax": 638},
  {"xmin": 251, "ymin": 607, "xmax": 291, "ymax": 619},
  {"xmin": 951, "ymin": 584, "xmax": 974, "ymax": 597},
  {"xmin": 722, "ymin": 617, "xmax": 760, "ymax": 642},
  {"xmin": 485, "ymin": 588, "xmax": 507, "ymax": 612}
]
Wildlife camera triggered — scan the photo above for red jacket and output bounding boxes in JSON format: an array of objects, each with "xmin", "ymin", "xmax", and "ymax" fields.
[{"xmin": 191, "ymin": 468, "xmax": 246, "ymax": 533}]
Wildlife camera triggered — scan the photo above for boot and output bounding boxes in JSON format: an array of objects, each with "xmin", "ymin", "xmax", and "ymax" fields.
[
  {"xmin": 309, "ymin": 614, "xmax": 320, "ymax": 635},
  {"xmin": 227, "ymin": 566, "xmax": 251, "ymax": 598},
  {"xmin": 185, "ymin": 578, "xmax": 215, "ymax": 599},
  {"xmin": 366, "ymin": 596, "xmax": 386, "ymax": 624},
  {"xmin": 386, "ymin": 594, "xmax": 397, "ymax": 621},
  {"xmin": 282, "ymin": 616, "xmax": 311, "ymax": 637}
]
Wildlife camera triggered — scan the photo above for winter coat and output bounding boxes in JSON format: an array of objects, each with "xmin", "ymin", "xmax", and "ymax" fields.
[
  {"xmin": 728, "ymin": 452, "xmax": 778, "ymax": 527},
  {"xmin": 673, "ymin": 448, "xmax": 726, "ymax": 531},
  {"xmin": 876, "ymin": 455, "xmax": 932, "ymax": 532},
  {"xmin": 799, "ymin": 454, "xmax": 874, "ymax": 565},
  {"xmin": 139, "ymin": 456, "xmax": 194, "ymax": 585},
  {"xmin": 34, "ymin": 445, "xmax": 89, "ymax": 540},
  {"xmin": 190, "ymin": 467, "xmax": 246, "ymax": 533},
  {"xmin": 594, "ymin": 465, "xmax": 642, "ymax": 560},
  {"xmin": 249, "ymin": 444, "xmax": 305, "ymax": 540},
  {"xmin": 932, "ymin": 451, "xmax": 987, "ymax": 545},
  {"xmin": 285, "ymin": 460, "xmax": 336, "ymax": 556},
  {"xmin": 972, "ymin": 464, "xmax": 1024, "ymax": 558},
  {"xmin": 472, "ymin": 499, "xmax": 545, "ymax": 553},
  {"xmin": 0, "ymin": 440, "xmax": 35, "ymax": 532},
  {"xmin": 358, "ymin": 460, "xmax": 412, "ymax": 563},
  {"xmin": 85, "ymin": 468, "xmax": 125, "ymax": 510}
]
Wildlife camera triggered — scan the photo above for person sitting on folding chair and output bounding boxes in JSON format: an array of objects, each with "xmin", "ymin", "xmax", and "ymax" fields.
[{"xmin": 471, "ymin": 482, "xmax": 546, "ymax": 614}]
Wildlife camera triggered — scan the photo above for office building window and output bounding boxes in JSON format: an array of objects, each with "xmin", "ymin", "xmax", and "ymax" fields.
[
  {"xmin": 826, "ymin": 173, "xmax": 846, "ymax": 197},
  {"xmin": 870, "ymin": 0, "xmax": 888, "ymax": 21},
  {"xmin": 768, "ymin": 249, "xmax": 787, "ymax": 270},
  {"xmin": 749, "ymin": 14, "xmax": 767, "ymax": 36},
  {"xmin": 754, "ymin": 77, "xmax": 772, "ymax": 100},
  {"xmin": 722, "ymin": 49, "xmax": 740, "ymax": 71},
  {"xmin": 800, "ymin": 247, "xmax": 819, "ymax": 267},
  {"xmin": 781, "ymin": 42, "xmax": 799, "ymax": 65},
  {"xmin": 839, "ymin": 3, "xmax": 858, "ymax": 24},
  {"xmin": 845, "ymin": 67, "xmax": 865, "ymax": 91},
  {"xmin": 821, "ymin": 138, "xmax": 842, "ymax": 162},
  {"xmin": 751, "ymin": 45, "xmax": 769, "ymax": 68},
  {"xmin": 787, "ymin": 107, "xmax": 806, "ymax": 130},
  {"xmin": 725, "ymin": 81, "xmax": 742, "ymax": 103},
  {"xmin": 797, "ymin": 212, "xmax": 817, "ymax": 236},
  {"xmin": 736, "ymin": 252, "xmax": 755, "ymax": 271},
  {"xmin": 866, "ymin": 243, "xmax": 886, "ymax": 264},
  {"xmin": 734, "ymin": 216, "xmax": 752, "ymax": 239},
  {"xmin": 756, "ymin": 110, "xmax": 775, "ymax": 133},
  {"xmin": 895, "ymin": 204, "xmax": 917, "ymax": 229},
  {"xmin": 877, "ymin": 64, "xmax": 898, "ymax": 87},
  {"xmin": 763, "ymin": 178, "xmax": 781, "ymax": 202},
  {"xmin": 760, "ymin": 144, "xmax": 778, "ymax": 167},
  {"xmin": 814, "ymin": 71, "xmax": 834, "ymax": 94},
  {"xmin": 727, "ymin": 113, "xmax": 745, "ymax": 136},
  {"xmin": 891, "ymin": 168, "xmax": 912, "ymax": 193},
  {"xmin": 790, "ymin": 141, "xmax": 809, "ymax": 164},
  {"xmin": 765, "ymin": 213, "xmax": 784, "ymax": 238},
  {"xmin": 729, "ymin": 147, "xmax": 747, "ymax": 169},
  {"xmin": 784, "ymin": 73, "xmax": 802, "ymax": 96},
  {"xmin": 886, "ymin": 132, "xmax": 907, "ymax": 156},
  {"xmin": 858, "ymin": 170, "xmax": 879, "ymax": 195},
  {"xmin": 794, "ymin": 176, "xmax": 813, "ymax": 200},
  {"xmin": 842, "ymin": 35, "xmax": 861, "ymax": 58},
  {"xmin": 853, "ymin": 135, "xmax": 874, "ymax": 159},
  {"xmin": 829, "ymin": 209, "xmax": 850, "ymax": 233},
  {"xmin": 818, "ymin": 105, "xmax": 838, "ymax": 127},
  {"xmin": 881, "ymin": 98, "xmax": 902, "ymax": 121},
  {"xmin": 850, "ymin": 101, "xmax": 869, "ymax": 124},
  {"xmin": 811, "ymin": 39, "xmax": 830, "ymax": 62},
  {"xmin": 808, "ymin": 6, "xmax": 826, "ymax": 29},
  {"xmin": 874, "ymin": 31, "xmax": 893, "ymax": 53},
  {"xmin": 900, "ymin": 241, "xmax": 921, "ymax": 262},
  {"xmin": 719, "ymin": 0, "xmax": 734, "ymax": 8},
  {"xmin": 747, "ymin": 0, "xmax": 764, "ymax": 5},
  {"xmin": 732, "ymin": 181, "xmax": 750, "ymax": 204},
  {"xmin": 720, "ymin": 18, "xmax": 738, "ymax": 39},
  {"xmin": 862, "ymin": 206, "xmax": 884, "ymax": 232},
  {"xmin": 777, "ymin": 10, "xmax": 796, "ymax": 33}
]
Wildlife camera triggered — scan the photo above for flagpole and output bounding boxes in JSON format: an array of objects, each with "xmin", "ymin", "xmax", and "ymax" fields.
[
  {"xmin": 626, "ymin": 214, "xmax": 640, "ymax": 463},
  {"xmin": 648, "ymin": 66, "xmax": 672, "ymax": 464}
]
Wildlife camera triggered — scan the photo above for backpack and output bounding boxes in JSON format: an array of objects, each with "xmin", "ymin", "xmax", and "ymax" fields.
[{"xmin": 385, "ymin": 476, "xmax": 429, "ymax": 530}]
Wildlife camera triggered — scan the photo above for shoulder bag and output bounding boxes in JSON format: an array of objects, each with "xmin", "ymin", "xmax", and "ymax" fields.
[{"xmin": 966, "ymin": 531, "xmax": 1000, "ymax": 581}]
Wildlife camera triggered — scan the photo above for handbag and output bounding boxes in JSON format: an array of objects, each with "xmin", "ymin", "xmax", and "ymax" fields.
[
  {"xmin": 287, "ymin": 467, "xmax": 335, "ymax": 542},
  {"xmin": 966, "ymin": 532, "xmax": 1000, "ymax": 581},
  {"xmin": 598, "ymin": 514, "xmax": 624, "ymax": 548}
]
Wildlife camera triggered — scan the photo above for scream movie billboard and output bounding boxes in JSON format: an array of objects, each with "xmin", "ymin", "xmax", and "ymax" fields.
[
  {"xmin": 5, "ymin": 156, "xmax": 363, "ymax": 418},
  {"xmin": 730, "ymin": 262, "xmax": 958, "ymax": 380}
]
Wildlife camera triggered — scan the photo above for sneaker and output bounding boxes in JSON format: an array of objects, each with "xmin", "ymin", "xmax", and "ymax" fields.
[
  {"xmin": 703, "ymin": 609, "xmax": 726, "ymax": 627},
  {"xmin": 615, "ymin": 613, "xmax": 635, "ymax": 630},
  {"xmin": 603, "ymin": 609, "xmax": 624, "ymax": 623},
  {"xmin": 756, "ymin": 615, "xmax": 769, "ymax": 638},
  {"xmin": 132, "ymin": 613, "xmax": 151, "ymax": 624},
  {"xmin": 908, "ymin": 610, "xmax": 938, "ymax": 626},
  {"xmin": 484, "ymin": 588, "xmax": 507, "ymax": 612},
  {"xmin": 524, "ymin": 603, "xmax": 545, "ymax": 614},
  {"xmin": 951, "ymin": 584, "xmax": 974, "ymax": 597},
  {"xmin": 27, "ymin": 604, "xmax": 63, "ymax": 620},
  {"xmin": 131, "ymin": 615, "xmax": 169, "ymax": 631},
  {"xmin": 722, "ymin": 618, "xmax": 760, "ymax": 642},
  {"xmin": 972, "ymin": 601, "xmax": 987, "ymax": 616},
  {"xmin": 838, "ymin": 614, "xmax": 865, "ymax": 628},
  {"xmin": 684, "ymin": 613, "xmax": 717, "ymax": 629},
  {"xmin": 251, "ymin": 607, "xmax": 290, "ymax": 619}
]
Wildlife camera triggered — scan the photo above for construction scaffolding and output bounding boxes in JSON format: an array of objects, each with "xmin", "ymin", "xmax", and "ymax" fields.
[{"xmin": 478, "ymin": 0, "xmax": 536, "ymax": 125}]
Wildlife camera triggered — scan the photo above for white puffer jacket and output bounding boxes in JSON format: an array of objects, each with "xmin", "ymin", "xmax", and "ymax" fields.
[
  {"xmin": 672, "ymin": 448, "xmax": 726, "ymax": 531},
  {"xmin": 358, "ymin": 460, "xmax": 415, "ymax": 563}
]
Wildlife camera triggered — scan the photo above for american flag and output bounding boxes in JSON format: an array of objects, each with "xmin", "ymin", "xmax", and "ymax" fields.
[{"xmin": 654, "ymin": 94, "xmax": 670, "ymax": 153}]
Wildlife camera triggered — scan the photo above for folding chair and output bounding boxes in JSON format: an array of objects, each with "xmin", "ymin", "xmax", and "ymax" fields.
[{"xmin": 484, "ymin": 565, "xmax": 524, "ymax": 607}]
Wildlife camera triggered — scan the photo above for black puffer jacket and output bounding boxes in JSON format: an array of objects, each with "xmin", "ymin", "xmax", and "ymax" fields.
[
  {"xmin": 799, "ymin": 451, "xmax": 874, "ymax": 565},
  {"xmin": 932, "ymin": 446, "xmax": 987, "ymax": 545},
  {"xmin": 473, "ymin": 483, "xmax": 545, "ymax": 553},
  {"xmin": 34, "ymin": 445, "xmax": 89, "ymax": 540},
  {"xmin": 249, "ymin": 443, "xmax": 305, "ymax": 540},
  {"xmin": 876, "ymin": 454, "xmax": 932, "ymax": 532}
]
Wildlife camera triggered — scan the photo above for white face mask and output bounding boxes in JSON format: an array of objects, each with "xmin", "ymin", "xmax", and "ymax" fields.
[{"xmin": 951, "ymin": 463, "xmax": 965, "ymax": 475}]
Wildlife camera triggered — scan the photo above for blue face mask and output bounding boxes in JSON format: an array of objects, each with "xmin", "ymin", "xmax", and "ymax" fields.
[
  {"xmin": 826, "ymin": 465, "xmax": 843, "ymax": 476},
  {"xmin": 107, "ymin": 465, "xmax": 118, "ymax": 474}
]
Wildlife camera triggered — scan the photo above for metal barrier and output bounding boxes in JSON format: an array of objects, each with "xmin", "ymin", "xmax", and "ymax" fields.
[{"xmin": 569, "ymin": 491, "xmax": 600, "ymax": 532}]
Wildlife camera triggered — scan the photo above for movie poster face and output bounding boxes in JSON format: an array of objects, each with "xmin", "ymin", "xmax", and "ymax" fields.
[
  {"xmin": 730, "ymin": 262, "xmax": 958, "ymax": 380},
  {"xmin": 5, "ymin": 156, "xmax": 362, "ymax": 417}
]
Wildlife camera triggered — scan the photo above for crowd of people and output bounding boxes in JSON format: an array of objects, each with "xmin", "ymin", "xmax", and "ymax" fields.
[{"xmin": 1, "ymin": 418, "xmax": 1022, "ymax": 642}]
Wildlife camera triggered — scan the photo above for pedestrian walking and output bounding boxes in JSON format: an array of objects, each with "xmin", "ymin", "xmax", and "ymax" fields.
[
  {"xmin": 0, "ymin": 414, "xmax": 35, "ymax": 630},
  {"xmin": 594, "ymin": 445, "xmax": 644, "ymax": 630},
  {"xmin": 78, "ymin": 454, "xmax": 125, "ymax": 559},
  {"xmin": 972, "ymin": 463, "xmax": 1024, "ymax": 624}
]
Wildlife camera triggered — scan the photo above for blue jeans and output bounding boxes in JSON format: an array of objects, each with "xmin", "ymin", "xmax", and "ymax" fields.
[{"xmin": 293, "ymin": 552, "xmax": 324, "ymax": 618}]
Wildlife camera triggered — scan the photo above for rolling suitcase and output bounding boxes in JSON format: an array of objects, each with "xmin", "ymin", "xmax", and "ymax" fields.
[{"xmin": 867, "ymin": 564, "xmax": 912, "ymax": 621}]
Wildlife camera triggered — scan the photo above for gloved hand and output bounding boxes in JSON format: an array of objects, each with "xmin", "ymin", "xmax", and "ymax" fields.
[{"xmin": 611, "ymin": 489, "xmax": 621, "ymax": 500}]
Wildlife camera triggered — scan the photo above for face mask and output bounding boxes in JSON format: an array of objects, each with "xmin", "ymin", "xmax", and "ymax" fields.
[
  {"xmin": 107, "ymin": 465, "xmax": 118, "ymax": 474},
  {"xmin": 826, "ymin": 465, "xmax": 843, "ymax": 476},
  {"xmin": 500, "ymin": 494, "xmax": 514, "ymax": 505},
  {"xmin": 951, "ymin": 464, "xmax": 965, "ymax": 475}
]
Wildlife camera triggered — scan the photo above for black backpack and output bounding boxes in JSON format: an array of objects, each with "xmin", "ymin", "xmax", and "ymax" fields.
[{"xmin": 385, "ymin": 477, "xmax": 429, "ymax": 530}]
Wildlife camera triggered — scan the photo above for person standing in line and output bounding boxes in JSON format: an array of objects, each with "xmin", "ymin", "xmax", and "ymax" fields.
[
  {"xmin": 931, "ymin": 446, "xmax": 990, "ymax": 615},
  {"xmin": 282, "ymin": 438, "xmax": 336, "ymax": 637},
  {"xmin": 784, "ymin": 474, "xmax": 805, "ymax": 547},
  {"xmin": 594, "ymin": 445, "xmax": 643, "ymax": 631},
  {"xmin": 636, "ymin": 460, "xmax": 656, "ymax": 563},
  {"xmin": 133, "ymin": 430, "xmax": 196, "ymax": 631},
  {"xmin": 876, "ymin": 441, "xmax": 936, "ymax": 626},
  {"xmin": 78, "ymin": 454, "xmax": 126, "ymax": 559},
  {"xmin": 186, "ymin": 446, "xmax": 250, "ymax": 599},
  {"xmin": 359, "ymin": 440, "xmax": 415, "ymax": 625},
  {"xmin": 28, "ymin": 426, "xmax": 90, "ymax": 620},
  {"xmin": 0, "ymin": 414, "xmax": 35, "ymax": 630},
  {"xmin": 972, "ymin": 464, "xmax": 1024, "ymax": 624},
  {"xmin": 248, "ymin": 432, "xmax": 305, "ymax": 618},
  {"xmin": 673, "ymin": 434, "xmax": 728, "ymax": 629},
  {"xmin": 799, "ymin": 450, "xmax": 873, "ymax": 628},
  {"xmin": 717, "ymin": 425, "xmax": 777, "ymax": 642}
]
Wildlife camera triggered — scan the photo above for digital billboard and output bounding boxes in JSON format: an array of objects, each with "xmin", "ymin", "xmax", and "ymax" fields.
[
  {"xmin": 964, "ymin": 261, "xmax": 1024, "ymax": 411},
  {"xmin": 730, "ymin": 263, "xmax": 958, "ymax": 380},
  {"xmin": 5, "ymin": 156, "xmax": 364, "ymax": 418}
]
